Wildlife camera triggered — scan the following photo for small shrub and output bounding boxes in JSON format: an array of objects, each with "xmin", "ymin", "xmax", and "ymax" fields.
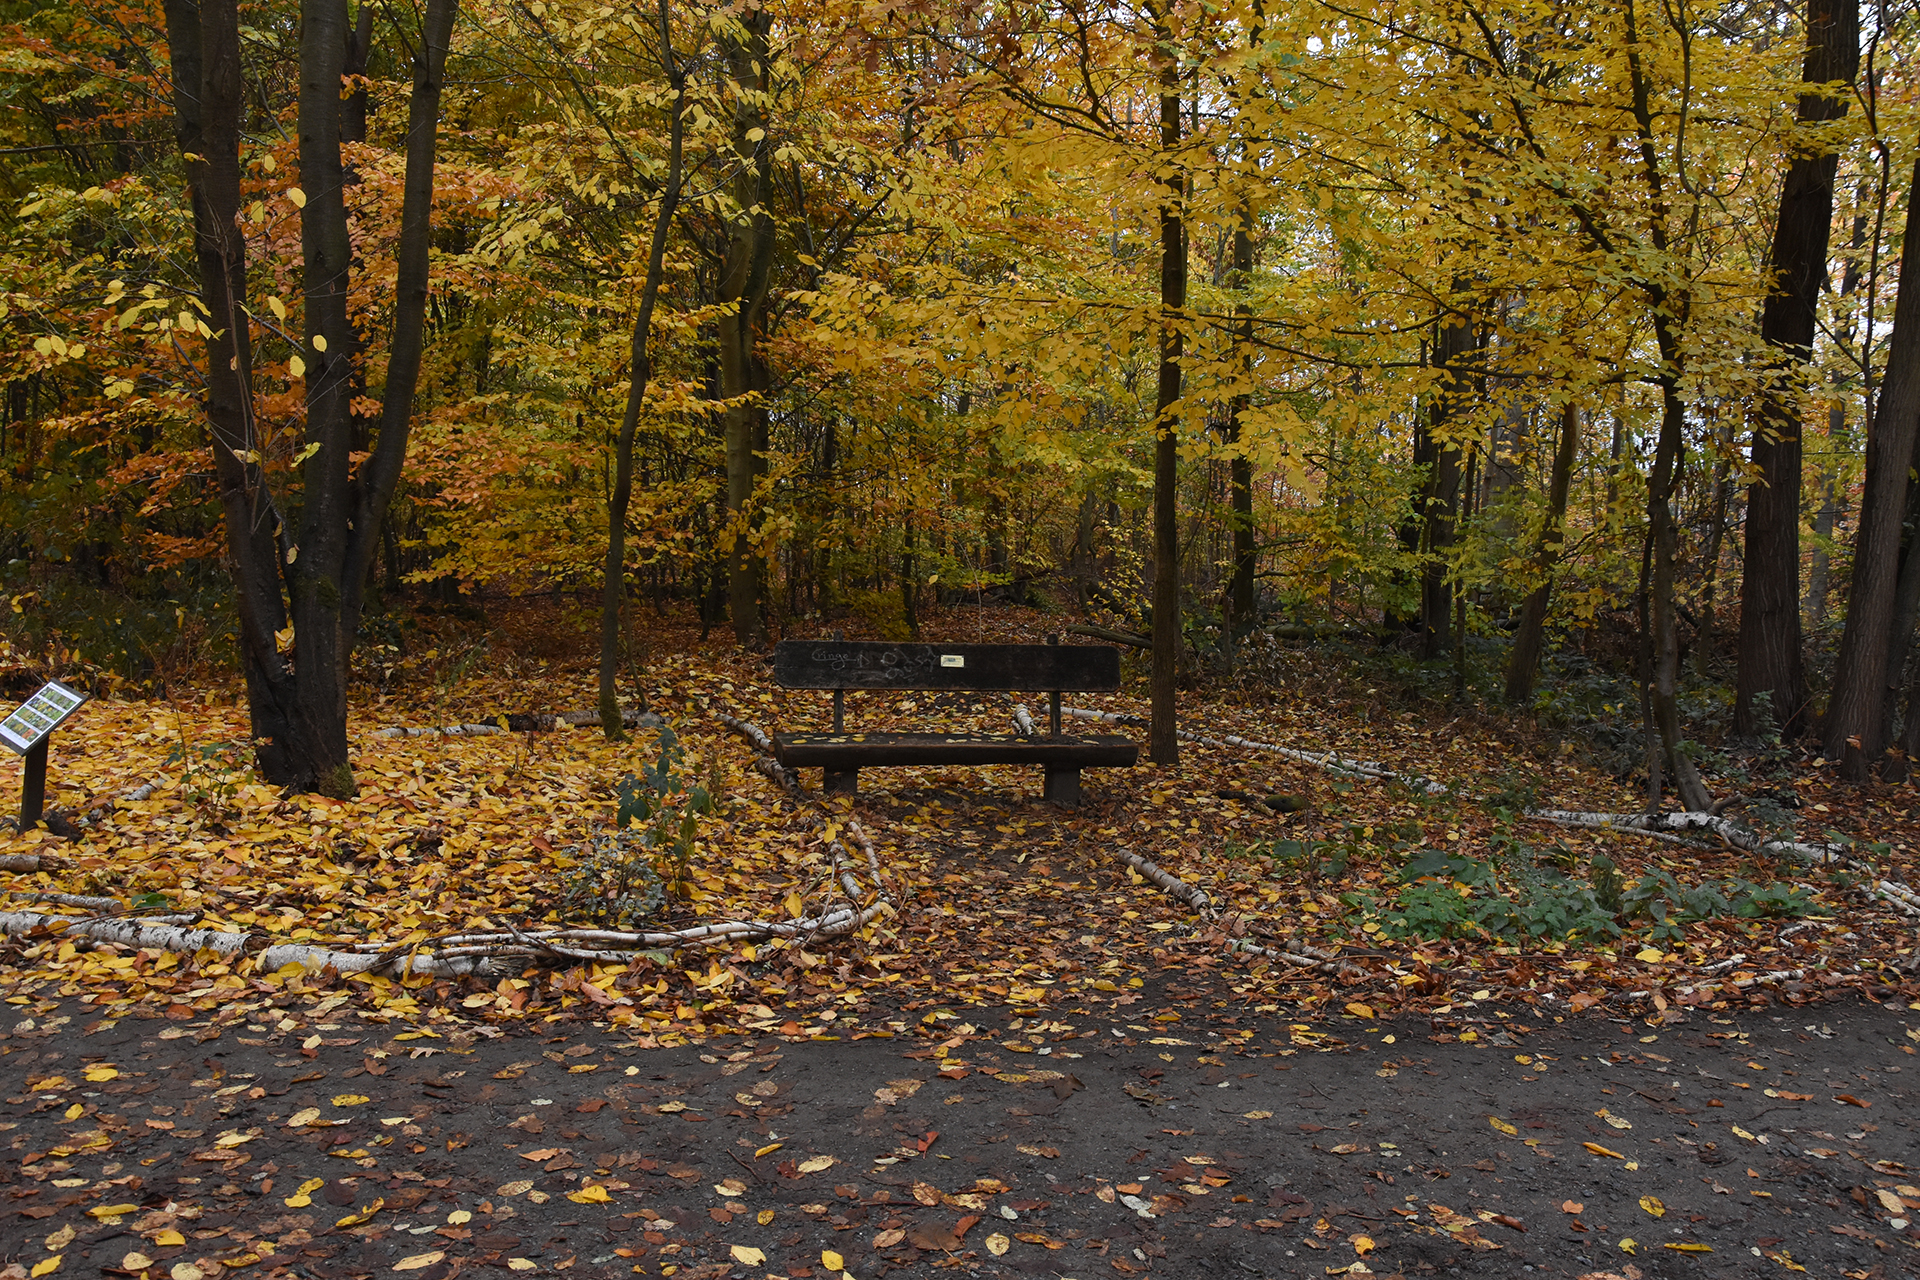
[{"xmin": 556, "ymin": 724, "xmax": 712, "ymax": 928}]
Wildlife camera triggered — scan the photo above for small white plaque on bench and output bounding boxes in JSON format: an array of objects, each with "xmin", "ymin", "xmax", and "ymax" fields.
[{"xmin": 941, "ymin": 654, "xmax": 965, "ymax": 668}]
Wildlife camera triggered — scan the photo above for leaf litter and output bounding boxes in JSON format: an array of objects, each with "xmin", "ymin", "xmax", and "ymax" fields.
[{"xmin": 0, "ymin": 604, "xmax": 1916, "ymax": 1277}]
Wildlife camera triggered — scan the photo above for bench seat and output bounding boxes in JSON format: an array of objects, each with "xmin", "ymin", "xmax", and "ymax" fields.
[{"xmin": 772, "ymin": 731, "xmax": 1138, "ymax": 802}]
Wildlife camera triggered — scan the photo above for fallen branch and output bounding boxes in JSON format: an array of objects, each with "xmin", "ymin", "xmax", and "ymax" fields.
[
  {"xmin": 1117, "ymin": 851, "xmax": 1348, "ymax": 974},
  {"xmin": 1065, "ymin": 623, "xmax": 1151, "ymax": 650},
  {"xmin": 1063, "ymin": 706, "xmax": 1445, "ymax": 793},
  {"xmin": 1525, "ymin": 808, "xmax": 1920, "ymax": 916}
]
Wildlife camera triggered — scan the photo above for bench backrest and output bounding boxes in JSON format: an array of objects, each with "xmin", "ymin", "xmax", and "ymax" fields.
[{"xmin": 772, "ymin": 640, "xmax": 1121, "ymax": 692}]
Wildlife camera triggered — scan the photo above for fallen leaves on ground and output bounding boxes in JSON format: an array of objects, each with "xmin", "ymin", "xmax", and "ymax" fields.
[{"xmin": 0, "ymin": 602, "xmax": 1912, "ymax": 1055}]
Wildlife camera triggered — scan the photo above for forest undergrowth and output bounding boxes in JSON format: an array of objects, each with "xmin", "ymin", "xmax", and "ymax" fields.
[{"xmin": 0, "ymin": 599, "xmax": 1915, "ymax": 1053}]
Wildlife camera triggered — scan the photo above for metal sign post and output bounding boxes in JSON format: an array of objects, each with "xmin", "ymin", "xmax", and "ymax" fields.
[{"xmin": 2, "ymin": 681, "xmax": 88, "ymax": 828}]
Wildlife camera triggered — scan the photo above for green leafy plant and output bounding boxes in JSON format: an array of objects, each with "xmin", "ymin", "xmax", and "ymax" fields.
[{"xmin": 557, "ymin": 724, "xmax": 713, "ymax": 928}]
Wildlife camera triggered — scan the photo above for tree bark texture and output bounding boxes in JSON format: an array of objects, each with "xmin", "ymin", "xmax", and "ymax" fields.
[
  {"xmin": 720, "ymin": 6, "xmax": 776, "ymax": 649},
  {"xmin": 167, "ymin": 0, "xmax": 308, "ymax": 786},
  {"xmin": 1504, "ymin": 402, "xmax": 1580, "ymax": 704},
  {"xmin": 1148, "ymin": 19, "xmax": 1185, "ymax": 767},
  {"xmin": 599, "ymin": 4, "xmax": 686, "ymax": 739},
  {"xmin": 1735, "ymin": 0, "xmax": 1857, "ymax": 739},
  {"xmin": 168, "ymin": 0, "xmax": 454, "ymax": 795},
  {"xmin": 1827, "ymin": 156, "xmax": 1920, "ymax": 779}
]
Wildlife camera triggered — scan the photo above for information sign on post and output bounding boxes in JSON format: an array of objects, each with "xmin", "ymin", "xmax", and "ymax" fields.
[{"xmin": 2, "ymin": 681, "xmax": 89, "ymax": 827}]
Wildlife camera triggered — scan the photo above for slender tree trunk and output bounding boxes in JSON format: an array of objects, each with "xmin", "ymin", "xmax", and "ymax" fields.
[
  {"xmin": 1504, "ymin": 401, "xmax": 1580, "ymax": 704},
  {"xmin": 342, "ymin": 0, "xmax": 455, "ymax": 636},
  {"xmin": 1147, "ymin": 11, "xmax": 1185, "ymax": 766},
  {"xmin": 1736, "ymin": 0, "xmax": 1857, "ymax": 738},
  {"xmin": 597, "ymin": 7, "xmax": 684, "ymax": 739},
  {"xmin": 720, "ymin": 7, "xmax": 775, "ymax": 649},
  {"xmin": 1226, "ymin": 219, "xmax": 1256, "ymax": 628},
  {"xmin": 1826, "ymin": 156, "xmax": 1920, "ymax": 780},
  {"xmin": 1647, "ymin": 323, "xmax": 1714, "ymax": 812},
  {"xmin": 1418, "ymin": 303, "xmax": 1473, "ymax": 659}
]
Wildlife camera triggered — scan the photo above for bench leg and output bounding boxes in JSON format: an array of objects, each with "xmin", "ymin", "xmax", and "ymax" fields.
[
  {"xmin": 824, "ymin": 768, "xmax": 859, "ymax": 796},
  {"xmin": 1043, "ymin": 765, "xmax": 1081, "ymax": 806}
]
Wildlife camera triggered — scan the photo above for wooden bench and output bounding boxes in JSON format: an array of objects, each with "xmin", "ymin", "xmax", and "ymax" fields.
[{"xmin": 770, "ymin": 638, "xmax": 1138, "ymax": 804}]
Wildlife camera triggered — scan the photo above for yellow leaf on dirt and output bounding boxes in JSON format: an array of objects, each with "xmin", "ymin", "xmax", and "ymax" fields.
[
  {"xmin": 730, "ymin": 1244, "xmax": 766, "ymax": 1265},
  {"xmin": 1662, "ymin": 1242, "xmax": 1712, "ymax": 1252},
  {"xmin": 153, "ymin": 1230, "xmax": 186, "ymax": 1247},
  {"xmin": 45, "ymin": 1227, "xmax": 74, "ymax": 1251},
  {"xmin": 1344, "ymin": 1002, "xmax": 1374, "ymax": 1019},
  {"xmin": 1244, "ymin": 1110, "xmax": 1273, "ymax": 1119},
  {"xmin": 287, "ymin": 1108, "xmax": 321, "ymax": 1126},
  {"xmin": 797, "ymin": 1155, "xmax": 835, "ymax": 1173},
  {"xmin": 1352, "ymin": 1234, "xmax": 1375, "ymax": 1254},
  {"xmin": 822, "ymin": 1249, "xmax": 845, "ymax": 1271},
  {"xmin": 1876, "ymin": 1188, "xmax": 1905, "ymax": 1214},
  {"xmin": 1618, "ymin": 1238, "xmax": 1637, "ymax": 1254},
  {"xmin": 496, "ymin": 1180, "xmax": 534, "ymax": 1195},
  {"xmin": 506, "ymin": 1261, "xmax": 536, "ymax": 1272},
  {"xmin": 1583, "ymin": 1142, "xmax": 1624, "ymax": 1158},
  {"xmin": 656, "ymin": 1101, "xmax": 687, "ymax": 1113},
  {"xmin": 82, "ymin": 1066, "xmax": 118, "ymax": 1082},
  {"xmin": 122, "ymin": 1254, "xmax": 153, "ymax": 1271},
  {"xmin": 755, "ymin": 1142, "xmax": 783, "ymax": 1157},
  {"xmin": 335, "ymin": 1197, "xmax": 384, "ymax": 1227},
  {"xmin": 30, "ymin": 1256, "xmax": 60, "ymax": 1276},
  {"xmin": 394, "ymin": 1253, "xmax": 446, "ymax": 1271},
  {"xmin": 331, "ymin": 1094, "xmax": 369, "ymax": 1107},
  {"xmin": 1489, "ymin": 1117, "xmax": 1517, "ymax": 1136},
  {"xmin": 986, "ymin": 1232, "xmax": 1011, "ymax": 1256},
  {"xmin": 1639, "ymin": 1195, "xmax": 1664, "ymax": 1217},
  {"xmin": 568, "ymin": 1184, "xmax": 611, "ymax": 1204},
  {"xmin": 1635, "ymin": 948, "xmax": 1664, "ymax": 962},
  {"xmin": 88, "ymin": 1203, "xmax": 140, "ymax": 1218},
  {"xmin": 757, "ymin": 1208, "xmax": 774, "ymax": 1225}
]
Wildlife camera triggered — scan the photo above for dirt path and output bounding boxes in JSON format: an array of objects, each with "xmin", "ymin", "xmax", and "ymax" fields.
[{"xmin": 2, "ymin": 997, "xmax": 1916, "ymax": 1280}]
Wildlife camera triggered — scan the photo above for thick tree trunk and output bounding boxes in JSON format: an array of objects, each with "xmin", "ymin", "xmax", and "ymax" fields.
[
  {"xmin": 169, "ymin": 0, "xmax": 454, "ymax": 796},
  {"xmin": 1825, "ymin": 157, "xmax": 1920, "ymax": 780},
  {"xmin": 720, "ymin": 7, "xmax": 775, "ymax": 649},
  {"xmin": 1504, "ymin": 402, "xmax": 1580, "ymax": 704},
  {"xmin": 288, "ymin": 0, "xmax": 361, "ymax": 796},
  {"xmin": 1148, "ymin": 19, "xmax": 1185, "ymax": 767},
  {"xmin": 1735, "ymin": 0, "xmax": 1857, "ymax": 739},
  {"xmin": 598, "ymin": 7, "xmax": 685, "ymax": 739},
  {"xmin": 1226, "ymin": 220, "xmax": 1256, "ymax": 628},
  {"xmin": 167, "ymin": 0, "xmax": 308, "ymax": 785}
]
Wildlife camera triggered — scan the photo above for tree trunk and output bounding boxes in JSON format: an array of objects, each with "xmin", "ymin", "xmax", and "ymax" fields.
[
  {"xmin": 1147, "ymin": 13, "xmax": 1185, "ymax": 767},
  {"xmin": 1417, "ymin": 302, "xmax": 1473, "ymax": 660},
  {"xmin": 167, "ymin": 0, "xmax": 308, "ymax": 786},
  {"xmin": 168, "ymin": 0, "xmax": 454, "ymax": 796},
  {"xmin": 1226, "ymin": 219, "xmax": 1256, "ymax": 628},
  {"xmin": 1647, "ymin": 320, "xmax": 1714, "ymax": 812},
  {"xmin": 1735, "ymin": 0, "xmax": 1857, "ymax": 739},
  {"xmin": 1825, "ymin": 156, "xmax": 1920, "ymax": 780},
  {"xmin": 720, "ymin": 6, "xmax": 775, "ymax": 649},
  {"xmin": 287, "ymin": 0, "xmax": 363, "ymax": 797},
  {"xmin": 342, "ymin": 0, "xmax": 455, "ymax": 636},
  {"xmin": 597, "ymin": 4, "xmax": 685, "ymax": 740},
  {"xmin": 1504, "ymin": 401, "xmax": 1580, "ymax": 704}
]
